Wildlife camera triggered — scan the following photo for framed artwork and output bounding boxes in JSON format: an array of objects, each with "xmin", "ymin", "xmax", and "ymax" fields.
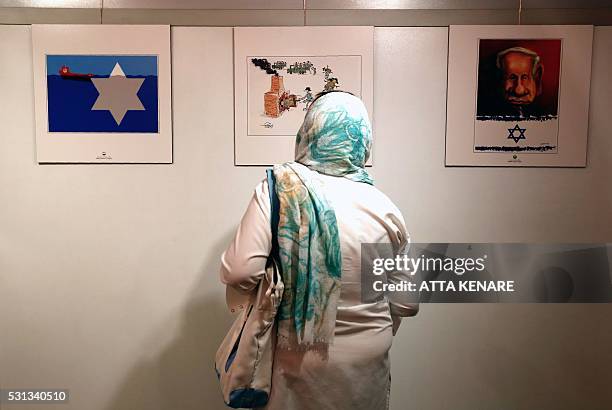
[
  {"xmin": 32, "ymin": 25, "xmax": 172, "ymax": 163},
  {"xmin": 234, "ymin": 26, "xmax": 374, "ymax": 166},
  {"xmin": 446, "ymin": 25, "xmax": 593, "ymax": 167}
]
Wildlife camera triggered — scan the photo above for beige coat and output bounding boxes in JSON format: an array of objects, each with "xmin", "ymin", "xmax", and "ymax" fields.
[{"xmin": 220, "ymin": 171, "xmax": 419, "ymax": 410}]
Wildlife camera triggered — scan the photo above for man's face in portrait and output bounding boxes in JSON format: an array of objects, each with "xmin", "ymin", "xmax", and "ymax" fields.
[{"xmin": 499, "ymin": 51, "xmax": 540, "ymax": 106}]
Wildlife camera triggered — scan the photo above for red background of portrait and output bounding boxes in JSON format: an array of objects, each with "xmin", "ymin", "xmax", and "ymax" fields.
[{"xmin": 478, "ymin": 39, "xmax": 562, "ymax": 114}]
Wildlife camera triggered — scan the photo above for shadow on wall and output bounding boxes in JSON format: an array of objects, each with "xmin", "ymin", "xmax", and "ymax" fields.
[{"xmin": 106, "ymin": 230, "xmax": 235, "ymax": 410}]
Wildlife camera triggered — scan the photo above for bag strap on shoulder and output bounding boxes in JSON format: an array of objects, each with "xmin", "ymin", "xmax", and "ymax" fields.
[{"xmin": 266, "ymin": 169, "xmax": 281, "ymax": 271}]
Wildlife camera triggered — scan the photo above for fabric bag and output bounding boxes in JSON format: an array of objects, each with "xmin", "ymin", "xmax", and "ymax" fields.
[{"xmin": 215, "ymin": 169, "xmax": 284, "ymax": 408}]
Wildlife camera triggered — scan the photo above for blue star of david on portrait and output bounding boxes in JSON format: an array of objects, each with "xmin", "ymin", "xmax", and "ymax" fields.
[{"xmin": 507, "ymin": 124, "xmax": 526, "ymax": 143}]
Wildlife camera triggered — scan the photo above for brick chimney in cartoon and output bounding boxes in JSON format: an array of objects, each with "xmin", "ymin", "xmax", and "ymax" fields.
[{"xmin": 264, "ymin": 75, "xmax": 285, "ymax": 117}]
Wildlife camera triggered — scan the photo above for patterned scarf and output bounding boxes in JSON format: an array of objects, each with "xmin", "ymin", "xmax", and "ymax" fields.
[{"xmin": 273, "ymin": 91, "xmax": 373, "ymax": 350}]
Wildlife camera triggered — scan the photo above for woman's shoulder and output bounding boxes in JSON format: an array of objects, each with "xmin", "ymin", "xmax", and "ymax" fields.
[
  {"xmin": 319, "ymin": 174, "xmax": 405, "ymax": 220},
  {"xmin": 253, "ymin": 177, "xmax": 270, "ymax": 200},
  {"xmin": 363, "ymin": 184, "xmax": 407, "ymax": 226},
  {"xmin": 247, "ymin": 177, "xmax": 271, "ymax": 221}
]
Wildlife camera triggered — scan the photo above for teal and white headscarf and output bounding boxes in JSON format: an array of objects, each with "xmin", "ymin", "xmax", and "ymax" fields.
[{"xmin": 272, "ymin": 91, "xmax": 373, "ymax": 350}]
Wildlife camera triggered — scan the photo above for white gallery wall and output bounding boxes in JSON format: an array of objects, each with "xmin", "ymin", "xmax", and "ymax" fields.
[{"xmin": 1, "ymin": 25, "xmax": 611, "ymax": 410}]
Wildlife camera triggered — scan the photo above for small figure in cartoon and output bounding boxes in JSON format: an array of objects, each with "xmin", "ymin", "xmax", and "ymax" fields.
[
  {"xmin": 299, "ymin": 87, "xmax": 314, "ymax": 110},
  {"xmin": 271, "ymin": 60, "xmax": 287, "ymax": 71},
  {"xmin": 324, "ymin": 77, "xmax": 339, "ymax": 92},
  {"xmin": 287, "ymin": 61, "xmax": 316, "ymax": 75},
  {"xmin": 279, "ymin": 92, "xmax": 298, "ymax": 111},
  {"xmin": 322, "ymin": 65, "xmax": 333, "ymax": 80},
  {"xmin": 307, "ymin": 61, "xmax": 317, "ymax": 75}
]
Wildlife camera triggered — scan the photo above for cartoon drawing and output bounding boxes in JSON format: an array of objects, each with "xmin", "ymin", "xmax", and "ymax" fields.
[
  {"xmin": 248, "ymin": 55, "xmax": 360, "ymax": 127},
  {"xmin": 252, "ymin": 58, "xmax": 343, "ymax": 118},
  {"xmin": 33, "ymin": 24, "xmax": 172, "ymax": 164},
  {"xmin": 58, "ymin": 65, "xmax": 94, "ymax": 80},
  {"xmin": 235, "ymin": 26, "xmax": 373, "ymax": 165},
  {"xmin": 322, "ymin": 65, "xmax": 333, "ymax": 80},
  {"xmin": 324, "ymin": 77, "xmax": 339, "ymax": 92},
  {"xmin": 299, "ymin": 87, "xmax": 314, "ymax": 110},
  {"xmin": 263, "ymin": 75, "xmax": 298, "ymax": 117},
  {"xmin": 251, "ymin": 58, "xmax": 278, "ymax": 75},
  {"xmin": 477, "ymin": 41, "xmax": 560, "ymax": 122},
  {"xmin": 287, "ymin": 61, "xmax": 316, "ymax": 75},
  {"xmin": 251, "ymin": 58, "xmax": 297, "ymax": 117},
  {"xmin": 272, "ymin": 60, "xmax": 287, "ymax": 71},
  {"xmin": 47, "ymin": 55, "xmax": 158, "ymax": 132},
  {"xmin": 473, "ymin": 39, "xmax": 561, "ymax": 155}
]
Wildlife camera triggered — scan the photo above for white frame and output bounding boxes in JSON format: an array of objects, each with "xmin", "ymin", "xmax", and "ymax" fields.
[
  {"xmin": 32, "ymin": 25, "xmax": 172, "ymax": 164},
  {"xmin": 446, "ymin": 25, "xmax": 593, "ymax": 167},
  {"xmin": 234, "ymin": 26, "xmax": 374, "ymax": 166}
]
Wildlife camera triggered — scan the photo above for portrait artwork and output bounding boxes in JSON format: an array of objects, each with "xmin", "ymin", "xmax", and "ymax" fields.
[
  {"xmin": 474, "ymin": 39, "xmax": 562, "ymax": 154},
  {"xmin": 446, "ymin": 25, "xmax": 593, "ymax": 167}
]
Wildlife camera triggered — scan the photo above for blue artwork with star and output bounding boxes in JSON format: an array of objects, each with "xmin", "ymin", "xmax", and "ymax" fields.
[{"xmin": 46, "ymin": 55, "xmax": 158, "ymax": 133}]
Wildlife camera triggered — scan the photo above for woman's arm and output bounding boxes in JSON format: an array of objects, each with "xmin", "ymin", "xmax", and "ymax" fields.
[
  {"xmin": 384, "ymin": 211, "xmax": 419, "ymax": 335},
  {"xmin": 219, "ymin": 180, "xmax": 272, "ymax": 294}
]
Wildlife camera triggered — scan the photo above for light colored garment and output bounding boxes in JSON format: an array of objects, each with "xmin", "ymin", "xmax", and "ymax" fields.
[
  {"xmin": 273, "ymin": 91, "xmax": 374, "ymax": 350},
  {"xmin": 220, "ymin": 172, "xmax": 418, "ymax": 410},
  {"xmin": 272, "ymin": 162, "xmax": 343, "ymax": 349}
]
